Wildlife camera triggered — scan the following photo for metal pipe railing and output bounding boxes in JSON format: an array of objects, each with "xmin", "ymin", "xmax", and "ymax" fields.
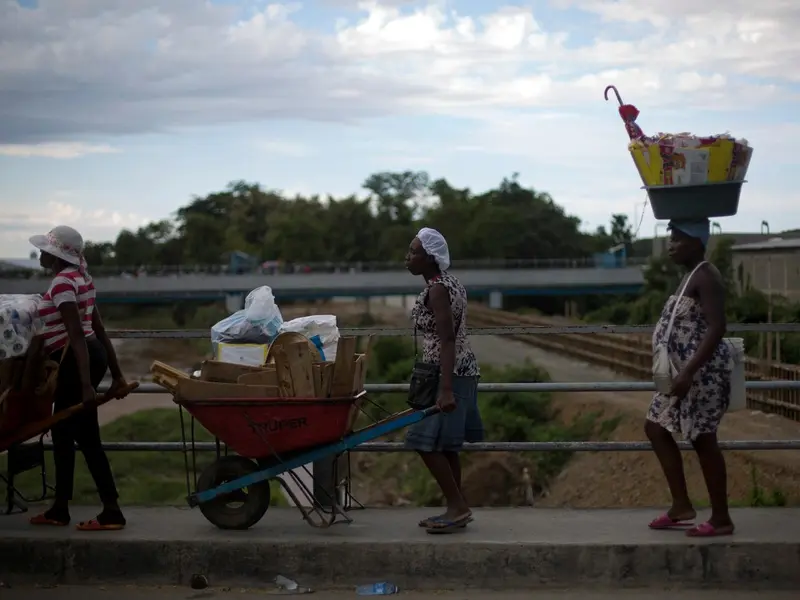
[
  {"xmin": 76, "ymin": 324, "xmax": 800, "ymax": 456},
  {"xmin": 108, "ymin": 322, "xmax": 800, "ymax": 339},
  {"xmin": 42, "ymin": 440, "xmax": 800, "ymax": 453},
  {"xmin": 110, "ymin": 380, "xmax": 800, "ymax": 395}
]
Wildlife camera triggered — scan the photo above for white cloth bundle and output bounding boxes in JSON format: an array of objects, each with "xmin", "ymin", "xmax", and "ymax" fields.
[{"xmin": 0, "ymin": 294, "xmax": 44, "ymax": 360}]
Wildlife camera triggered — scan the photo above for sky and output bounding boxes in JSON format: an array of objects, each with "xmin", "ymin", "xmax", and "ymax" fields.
[{"xmin": 0, "ymin": 0, "xmax": 798, "ymax": 257}]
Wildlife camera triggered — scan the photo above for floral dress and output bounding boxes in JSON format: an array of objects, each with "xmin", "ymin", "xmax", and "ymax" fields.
[
  {"xmin": 405, "ymin": 272, "xmax": 482, "ymax": 452},
  {"xmin": 411, "ymin": 272, "xmax": 479, "ymax": 377},
  {"xmin": 647, "ymin": 295, "xmax": 732, "ymax": 440}
]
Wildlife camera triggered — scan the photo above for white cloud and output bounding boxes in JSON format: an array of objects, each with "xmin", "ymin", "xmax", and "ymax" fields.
[
  {"xmin": 0, "ymin": 0, "xmax": 797, "ymax": 146},
  {"xmin": 0, "ymin": 0, "xmax": 797, "ymax": 250},
  {"xmin": 0, "ymin": 142, "xmax": 120, "ymax": 159},
  {"xmin": 0, "ymin": 197, "xmax": 149, "ymax": 253},
  {"xmin": 255, "ymin": 139, "xmax": 313, "ymax": 157}
]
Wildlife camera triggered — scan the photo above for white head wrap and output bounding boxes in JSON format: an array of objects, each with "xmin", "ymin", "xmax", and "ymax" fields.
[{"xmin": 416, "ymin": 227, "xmax": 450, "ymax": 271}]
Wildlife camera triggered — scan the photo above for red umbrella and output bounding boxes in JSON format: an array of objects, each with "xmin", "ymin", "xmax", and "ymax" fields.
[{"xmin": 604, "ymin": 85, "xmax": 646, "ymax": 141}]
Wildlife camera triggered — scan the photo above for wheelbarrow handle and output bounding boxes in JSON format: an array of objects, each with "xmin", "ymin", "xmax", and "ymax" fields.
[
  {"xmin": 421, "ymin": 405, "xmax": 442, "ymax": 418},
  {"xmin": 101, "ymin": 381, "xmax": 140, "ymax": 401}
]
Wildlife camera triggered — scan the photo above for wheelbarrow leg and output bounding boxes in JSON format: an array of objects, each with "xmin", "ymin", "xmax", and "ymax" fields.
[
  {"xmin": 2, "ymin": 473, "xmax": 25, "ymax": 515},
  {"xmin": 2, "ymin": 440, "xmax": 53, "ymax": 515},
  {"xmin": 276, "ymin": 474, "xmax": 352, "ymax": 529}
]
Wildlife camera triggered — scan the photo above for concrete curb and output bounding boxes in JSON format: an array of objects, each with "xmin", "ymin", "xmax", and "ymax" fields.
[
  {"xmin": 3, "ymin": 538, "xmax": 800, "ymax": 589},
  {"xmin": 2, "ymin": 507, "xmax": 799, "ymax": 589}
]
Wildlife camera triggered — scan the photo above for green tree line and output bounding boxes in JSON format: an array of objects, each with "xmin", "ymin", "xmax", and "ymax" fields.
[{"xmin": 80, "ymin": 172, "xmax": 636, "ymax": 267}]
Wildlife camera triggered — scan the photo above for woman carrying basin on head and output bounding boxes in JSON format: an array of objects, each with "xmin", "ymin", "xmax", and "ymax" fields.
[
  {"xmin": 404, "ymin": 227, "xmax": 483, "ymax": 534},
  {"xmin": 28, "ymin": 226, "xmax": 130, "ymax": 531},
  {"xmin": 645, "ymin": 218, "xmax": 734, "ymax": 537}
]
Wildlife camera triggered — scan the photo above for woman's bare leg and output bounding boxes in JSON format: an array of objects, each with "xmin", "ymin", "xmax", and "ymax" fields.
[
  {"xmin": 645, "ymin": 420, "xmax": 695, "ymax": 519},
  {"xmin": 692, "ymin": 432, "xmax": 733, "ymax": 529}
]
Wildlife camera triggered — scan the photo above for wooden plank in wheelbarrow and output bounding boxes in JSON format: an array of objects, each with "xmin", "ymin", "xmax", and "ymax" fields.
[
  {"xmin": 285, "ymin": 341, "xmax": 316, "ymax": 398},
  {"xmin": 175, "ymin": 378, "xmax": 279, "ymax": 401},
  {"xmin": 199, "ymin": 360, "xmax": 269, "ymax": 384},
  {"xmin": 237, "ymin": 368, "xmax": 278, "ymax": 387},
  {"xmin": 270, "ymin": 347, "xmax": 295, "ymax": 397},
  {"xmin": 346, "ymin": 335, "xmax": 373, "ymax": 432},
  {"xmin": 318, "ymin": 362, "xmax": 335, "ymax": 398},
  {"xmin": 311, "ymin": 363, "xmax": 323, "ymax": 397},
  {"xmin": 330, "ymin": 337, "xmax": 357, "ymax": 398},
  {"xmin": 151, "ymin": 360, "xmax": 190, "ymax": 393}
]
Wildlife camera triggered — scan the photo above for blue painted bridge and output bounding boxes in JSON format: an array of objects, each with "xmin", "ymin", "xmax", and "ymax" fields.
[{"xmin": 1, "ymin": 266, "xmax": 645, "ymax": 304}]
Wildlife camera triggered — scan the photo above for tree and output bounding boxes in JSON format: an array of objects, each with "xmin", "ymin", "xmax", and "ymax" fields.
[{"xmin": 81, "ymin": 171, "xmax": 610, "ymax": 268}]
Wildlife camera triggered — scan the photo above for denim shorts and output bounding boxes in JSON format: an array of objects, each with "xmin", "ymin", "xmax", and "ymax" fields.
[{"xmin": 404, "ymin": 375, "xmax": 484, "ymax": 452}]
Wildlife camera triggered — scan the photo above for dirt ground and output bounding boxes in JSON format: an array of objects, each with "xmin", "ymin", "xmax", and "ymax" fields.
[{"xmin": 108, "ymin": 300, "xmax": 800, "ymax": 508}]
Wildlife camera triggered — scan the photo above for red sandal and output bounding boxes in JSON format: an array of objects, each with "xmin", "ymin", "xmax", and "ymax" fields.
[
  {"xmin": 648, "ymin": 513, "xmax": 695, "ymax": 530},
  {"xmin": 686, "ymin": 522, "xmax": 735, "ymax": 537},
  {"xmin": 30, "ymin": 513, "xmax": 69, "ymax": 527},
  {"xmin": 76, "ymin": 518, "xmax": 125, "ymax": 531}
]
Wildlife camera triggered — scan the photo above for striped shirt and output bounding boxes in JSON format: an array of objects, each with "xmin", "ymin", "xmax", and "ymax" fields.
[{"xmin": 39, "ymin": 267, "xmax": 96, "ymax": 352}]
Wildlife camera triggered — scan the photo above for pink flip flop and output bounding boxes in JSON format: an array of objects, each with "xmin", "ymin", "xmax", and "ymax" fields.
[
  {"xmin": 686, "ymin": 522, "xmax": 735, "ymax": 537},
  {"xmin": 648, "ymin": 513, "xmax": 695, "ymax": 530}
]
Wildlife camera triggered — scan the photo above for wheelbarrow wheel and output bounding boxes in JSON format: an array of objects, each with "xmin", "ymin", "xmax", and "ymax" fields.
[{"xmin": 196, "ymin": 455, "xmax": 271, "ymax": 530}]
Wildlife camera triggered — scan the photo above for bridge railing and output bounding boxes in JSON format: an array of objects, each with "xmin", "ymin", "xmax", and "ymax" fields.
[
  {"xmin": 90, "ymin": 379, "xmax": 800, "ymax": 453},
  {"xmin": 1, "ymin": 257, "xmax": 649, "ymax": 279},
  {"xmin": 98, "ymin": 322, "xmax": 800, "ymax": 449},
  {"xmin": 10, "ymin": 324, "xmax": 799, "ymax": 511}
]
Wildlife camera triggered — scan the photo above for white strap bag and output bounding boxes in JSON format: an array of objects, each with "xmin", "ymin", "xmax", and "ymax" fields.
[{"xmin": 652, "ymin": 261, "xmax": 707, "ymax": 395}]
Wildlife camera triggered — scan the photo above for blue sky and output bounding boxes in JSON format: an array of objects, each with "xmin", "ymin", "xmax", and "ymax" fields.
[{"xmin": 1, "ymin": 0, "xmax": 798, "ymax": 256}]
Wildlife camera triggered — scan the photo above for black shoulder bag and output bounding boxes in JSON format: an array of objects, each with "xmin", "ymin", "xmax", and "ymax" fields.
[{"xmin": 406, "ymin": 321, "xmax": 440, "ymax": 411}]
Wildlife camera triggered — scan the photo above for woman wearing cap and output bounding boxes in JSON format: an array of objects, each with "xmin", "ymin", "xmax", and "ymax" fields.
[
  {"xmin": 404, "ymin": 227, "xmax": 483, "ymax": 534},
  {"xmin": 28, "ymin": 226, "xmax": 129, "ymax": 531},
  {"xmin": 646, "ymin": 218, "xmax": 734, "ymax": 537}
]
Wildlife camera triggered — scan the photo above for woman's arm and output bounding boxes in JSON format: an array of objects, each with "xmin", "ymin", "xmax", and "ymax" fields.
[
  {"xmin": 428, "ymin": 284, "xmax": 456, "ymax": 390},
  {"xmin": 57, "ymin": 302, "xmax": 93, "ymax": 393},
  {"xmin": 683, "ymin": 267, "xmax": 727, "ymax": 378},
  {"xmin": 92, "ymin": 306, "xmax": 124, "ymax": 380}
]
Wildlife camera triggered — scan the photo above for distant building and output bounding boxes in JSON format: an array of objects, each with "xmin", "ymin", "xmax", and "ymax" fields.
[{"xmin": 731, "ymin": 238, "xmax": 800, "ymax": 300}]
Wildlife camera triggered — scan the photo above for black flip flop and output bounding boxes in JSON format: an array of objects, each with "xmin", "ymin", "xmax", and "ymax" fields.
[{"xmin": 425, "ymin": 514, "xmax": 472, "ymax": 534}]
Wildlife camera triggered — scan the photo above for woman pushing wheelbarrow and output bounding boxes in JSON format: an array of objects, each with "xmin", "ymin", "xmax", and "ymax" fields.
[{"xmin": 25, "ymin": 226, "xmax": 134, "ymax": 531}]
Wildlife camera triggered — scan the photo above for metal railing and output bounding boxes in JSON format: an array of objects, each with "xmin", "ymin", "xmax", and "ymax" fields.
[
  {"xmin": 2, "ymin": 256, "xmax": 649, "ymax": 279},
  {"xmin": 108, "ymin": 323, "xmax": 800, "ymax": 339},
  {"xmin": 96, "ymin": 323, "xmax": 800, "ymax": 453},
  {"xmin": 466, "ymin": 309, "xmax": 800, "ymax": 422}
]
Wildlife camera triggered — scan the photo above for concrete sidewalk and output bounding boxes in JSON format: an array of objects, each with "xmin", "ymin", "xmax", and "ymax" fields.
[{"xmin": 1, "ymin": 506, "xmax": 798, "ymax": 590}]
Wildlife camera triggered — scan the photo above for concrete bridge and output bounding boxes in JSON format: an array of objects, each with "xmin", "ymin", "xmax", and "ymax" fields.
[{"xmin": 1, "ymin": 266, "xmax": 645, "ymax": 307}]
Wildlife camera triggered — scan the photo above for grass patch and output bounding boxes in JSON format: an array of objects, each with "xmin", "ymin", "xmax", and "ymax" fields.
[{"xmin": 1, "ymin": 408, "xmax": 286, "ymax": 507}]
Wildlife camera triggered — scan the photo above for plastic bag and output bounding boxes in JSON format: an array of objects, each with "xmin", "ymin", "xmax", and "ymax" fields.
[
  {"xmin": 280, "ymin": 315, "xmax": 340, "ymax": 362},
  {"xmin": 0, "ymin": 294, "xmax": 44, "ymax": 360},
  {"xmin": 210, "ymin": 286, "xmax": 283, "ymax": 355}
]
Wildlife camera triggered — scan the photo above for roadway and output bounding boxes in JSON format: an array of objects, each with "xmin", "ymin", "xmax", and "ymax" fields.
[
  {"xmin": 6, "ymin": 588, "xmax": 797, "ymax": 599},
  {"xmin": 1, "ymin": 266, "xmax": 645, "ymax": 301}
]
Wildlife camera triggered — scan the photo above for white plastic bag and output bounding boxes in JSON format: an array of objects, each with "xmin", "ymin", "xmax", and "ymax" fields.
[
  {"xmin": 0, "ymin": 294, "xmax": 44, "ymax": 360},
  {"xmin": 725, "ymin": 337, "xmax": 746, "ymax": 412},
  {"xmin": 210, "ymin": 286, "xmax": 283, "ymax": 355},
  {"xmin": 653, "ymin": 262, "xmax": 706, "ymax": 394},
  {"xmin": 280, "ymin": 315, "xmax": 340, "ymax": 362},
  {"xmin": 243, "ymin": 286, "xmax": 282, "ymax": 327}
]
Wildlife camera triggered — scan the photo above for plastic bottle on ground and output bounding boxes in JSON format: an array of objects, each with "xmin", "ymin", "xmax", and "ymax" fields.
[{"xmin": 355, "ymin": 582, "xmax": 399, "ymax": 595}]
